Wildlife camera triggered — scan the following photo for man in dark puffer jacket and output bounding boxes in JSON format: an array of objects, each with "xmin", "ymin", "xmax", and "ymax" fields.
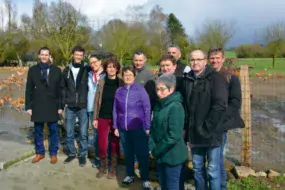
[{"xmin": 61, "ymin": 46, "xmax": 89, "ymax": 167}]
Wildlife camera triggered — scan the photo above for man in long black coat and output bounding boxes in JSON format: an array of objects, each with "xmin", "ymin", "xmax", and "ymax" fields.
[{"xmin": 25, "ymin": 47, "xmax": 62, "ymax": 164}]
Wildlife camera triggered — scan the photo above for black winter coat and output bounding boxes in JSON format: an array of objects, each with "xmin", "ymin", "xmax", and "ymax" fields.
[
  {"xmin": 179, "ymin": 65, "xmax": 228, "ymax": 146},
  {"xmin": 60, "ymin": 63, "xmax": 89, "ymax": 109},
  {"xmin": 25, "ymin": 64, "xmax": 62, "ymax": 122},
  {"xmin": 174, "ymin": 59, "xmax": 187, "ymax": 76},
  {"xmin": 219, "ymin": 67, "xmax": 245, "ymax": 131}
]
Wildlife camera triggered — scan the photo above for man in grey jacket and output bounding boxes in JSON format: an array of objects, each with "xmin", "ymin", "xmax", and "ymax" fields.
[{"xmin": 133, "ymin": 51, "xmax": 156, "ymax": 86}]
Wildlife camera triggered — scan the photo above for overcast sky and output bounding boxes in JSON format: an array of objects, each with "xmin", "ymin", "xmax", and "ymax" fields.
[{"xmin": 2, "ymin": 0, "xmax": 285, "ymax": 47}]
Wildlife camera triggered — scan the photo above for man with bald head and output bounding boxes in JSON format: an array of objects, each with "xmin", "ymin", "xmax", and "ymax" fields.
[{"xmin": 180, "ymin": 50, "xmax": 228, "ymax": 190}]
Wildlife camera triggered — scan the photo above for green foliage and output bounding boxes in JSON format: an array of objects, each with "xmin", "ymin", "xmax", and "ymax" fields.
[
  {"xmin": 166, "ymin": 13, "xmax": 193, "ymax": 60},
  {"xmin": 235, "ymin": 44, "xmax": 270, "ymax": 58},
  {"xmin": 228, "ymin": 176, "xmax": 285, "ymax": 190},
  {"xmin": 196, "ymin": 19, "xmax": 235, "ymax": 51},
  {"xmin": 20, "ymin": 0, "xmax": 92, "ymax": 65},
  {"xmin": 228, "ymin": 177, "xmax": 269, "ymax": 190},
  {"xmin": 166, "ymin": 13, "xmax": 186, "ymax": 44},
  {"xmin": 264, "ymin": 21, "xmax": 285, "ymax": 68}
]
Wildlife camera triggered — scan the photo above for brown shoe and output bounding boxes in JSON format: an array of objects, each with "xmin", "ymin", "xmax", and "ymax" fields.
[
  {"xmin": 107, "ymin": 154, "xmax": 118, "ymax": 179},
  {"xmin": 50, "ymin": 156, "xmax": 57, "ymax": 164},
  {"xmin": 96, "ymin": 156, "xmax": 107, "ymax": 178},
  {"xmin": 32, "ymin": 154, "xmax": 45, "ymax": 163}
]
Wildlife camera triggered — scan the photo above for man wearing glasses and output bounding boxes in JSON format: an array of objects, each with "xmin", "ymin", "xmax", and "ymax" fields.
[{"xmin": 181, "ymin": 50, "xmax": 228, "ymax": 190}]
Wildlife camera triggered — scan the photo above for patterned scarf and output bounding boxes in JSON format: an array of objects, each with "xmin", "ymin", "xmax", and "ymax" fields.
[{"xmin": 39, "ymin": 62, "xmax": 51, "ymax": 86}]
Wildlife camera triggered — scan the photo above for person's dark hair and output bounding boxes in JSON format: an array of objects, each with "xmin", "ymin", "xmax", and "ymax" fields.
[
  {"xmin": 89, "ymin": 54, "xmax": 103, "ymax": 60},
  {"xmin": 103, "ymin": 57, "xmax": 121, "ymax": 74},
  {"xmin": 72, "ymin": 45, "xmax": 85, "ymax": 54},
  {"xmin": 168, "ymin": 44, "xmax": 181, "ymax": 51},
  {"xmin": 133, "ymin": 50, "xmax": 146, "ymax": 58},
  {"xmin": 122, "ymin": 66, "xmax": 136, "ymax": 77},
  {"xmin": 104, "ymin": 53, "xmax": 116, "ymax": 59},
  {"xmin": 38, "ymin": 46, "xmax": 51, "ymax": 55},
  {"xmin": 208, "ymin": 46, "xmax": 224, "ymax": 57},
  {"xmin": 160, "ymin": 54, "xmax": 177, "ymax": 65}
]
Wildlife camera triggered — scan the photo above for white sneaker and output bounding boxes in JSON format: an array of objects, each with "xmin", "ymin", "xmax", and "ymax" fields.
[
  {"xmin": 142, "ymin": 181, "xmax": 152, "ymax": 190},
  {"xmin": 122, "ymin": 176, "xmax": 135, "ymax": 185}
]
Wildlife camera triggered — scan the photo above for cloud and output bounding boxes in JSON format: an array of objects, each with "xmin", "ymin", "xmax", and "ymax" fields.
[
  {"xmin": 64, "ymin": 0, "xmax": 148, "ymax": 19},
  {"xmin": 7, "ymin": 0, "xmax": 285, "ymax": 46}
]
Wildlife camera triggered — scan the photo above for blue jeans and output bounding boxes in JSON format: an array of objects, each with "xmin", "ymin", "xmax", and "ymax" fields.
[
  {"xmin": 220, "ymin": 132, "xmax": 227, "ymax": 190},
  {"xmin": 157, "ymin": 163, "xmax": 184, "ymax": 190},
  {"xmin": 65, "ymin": 107, "xmax": 88, "ymax": 157},
  {"xmin": 87, "ymin": 111, "xmax": 99, "ymax": 158},
  {"xmin": 191, "ymin": 146, "xmax": 221, "ymax": 190},
  {"xmin": 34, "ymin": 122, "xmax": 59, "ymax": 156},
  {"xmin": 119, "ymin": 129, "xmax": 149, "ymax": 181}
]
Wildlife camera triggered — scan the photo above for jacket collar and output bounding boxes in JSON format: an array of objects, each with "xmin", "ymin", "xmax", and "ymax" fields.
[
  {"xmin": 123, "ymin": 81, "xmax": 137, "ymax": 89},
  {"xmin": 187, "ymin": 65, "xmax": 212, "ymax": 80}
]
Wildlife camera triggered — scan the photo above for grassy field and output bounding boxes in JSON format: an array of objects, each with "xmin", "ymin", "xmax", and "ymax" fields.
[
  {"xmin": 146, "ymin": 58, "xmax": 285, "ymax": 76},
  {"xmin": 225, "ymin": 50, "xmax": 237, "ymax": 58},
  {"xmin": 234, "ymin": 58, "xmax": 285, "ymax": 76}
]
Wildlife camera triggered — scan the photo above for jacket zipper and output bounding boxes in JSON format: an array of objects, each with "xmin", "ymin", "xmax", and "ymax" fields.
[
  {"xmin": 125, "ymin": 86, "xmax": 130, "ymax": 130},
  {"xmin": 76, "ymin": 92, "xmax": 78, "ymax": 105}
]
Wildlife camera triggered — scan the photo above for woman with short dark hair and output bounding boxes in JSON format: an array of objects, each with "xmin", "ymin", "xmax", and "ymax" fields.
[
  {"xmin": 113, "ymin": 66, "xmax": 152, "ymax": 190},
  {"xmin": 93, "ymin": 57, "xmax": 123, "ymax": 179}
]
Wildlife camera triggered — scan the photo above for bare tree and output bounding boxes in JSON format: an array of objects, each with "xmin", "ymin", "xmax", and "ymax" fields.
[
  {"xmin": 264, "ymin": 21, "xmax": 285, "ymax": 68},
  {"xmin": 98, "ymin": 19, "xmax": 145, "ymax": 64},
  {"xmin": 196, "ymin": 19, "xmax": 235, "ymax": 51},
  {"xmin": 147, "ymin": 5, "xmax": 169, "ymax": 59},
  {"xmin": 21, "ymin": 0, "xmax": 92, "ymax": 64}
]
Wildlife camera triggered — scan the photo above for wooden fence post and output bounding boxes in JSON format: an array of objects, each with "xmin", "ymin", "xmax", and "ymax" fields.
[{"xmin": 239, "ymin": 65, "xmax": 252, "ymax": 167}]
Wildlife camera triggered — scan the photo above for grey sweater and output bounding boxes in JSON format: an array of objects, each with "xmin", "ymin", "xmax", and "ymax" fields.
[{"xmin": 135, "ymin": 66, "xmax": 156, "ymax": 86}]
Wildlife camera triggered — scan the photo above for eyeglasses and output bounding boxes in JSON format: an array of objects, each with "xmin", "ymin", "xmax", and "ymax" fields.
[
  {"xmin": 189, "ymin": 58, "xmax": 205, "ymax": 63},
  {"xmin": 123, "ymin": 74, "xmax": 134, "ymax": 77},
  {"xmin": 156, "ymin": 87, "xmax": 168, "ymax": 92}
]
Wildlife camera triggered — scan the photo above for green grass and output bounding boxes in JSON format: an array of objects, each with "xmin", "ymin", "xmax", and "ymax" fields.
[
  {"xmin": 228, "ymin": 176, "xmax": 285, "ymax": 190},
  {"xmin": 144, "ymin": 57, "xmax": 285, "ymax": 76},
  {"xmin": 225, "ymin": 51, "xmax": 237, "ymax": 58},
  {"xmin": 234, "ymin": 58, "xmax": 285, "ymax": 75}
]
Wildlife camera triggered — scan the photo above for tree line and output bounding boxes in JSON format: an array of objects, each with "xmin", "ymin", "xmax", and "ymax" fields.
[{"xmin": 0, "ymin": 0, "xmax": 284, "ymax": 67}]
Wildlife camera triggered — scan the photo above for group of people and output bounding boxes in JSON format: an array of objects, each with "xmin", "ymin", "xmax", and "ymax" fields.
[{"xmin": 25, "ymin": 44, "xmax": 244, "ymax": 190}]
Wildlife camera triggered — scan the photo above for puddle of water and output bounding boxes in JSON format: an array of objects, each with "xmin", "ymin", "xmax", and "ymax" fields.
[
  {"xmin": 252, "ymin": 113, "xmax": 269, "ymax": 119},
  {"xmin": 253, "ymin": 114, "xmax": 285, "ymax": 133},
  {"xmin": 272, "ymin": 118, "xmax": 285, "ymax": 133}
]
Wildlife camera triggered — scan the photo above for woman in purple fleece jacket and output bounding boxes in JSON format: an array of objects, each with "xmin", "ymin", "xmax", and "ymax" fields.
[{"xmin": 113, "ymin": 66, "xmax": 151, "ymax": 190}]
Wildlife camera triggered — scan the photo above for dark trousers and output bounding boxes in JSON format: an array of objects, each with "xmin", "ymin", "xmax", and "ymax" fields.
[
  {"xmin": 34, "ymin": 122, "xmax": 59, "ymax": 156},
  {"xmin": 157, "ymin": 163, "xmax": 184, "ymax": 190},
  {"xmin": 119, "ymin": 129, "xmax": 149, "ymax": 181}
]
